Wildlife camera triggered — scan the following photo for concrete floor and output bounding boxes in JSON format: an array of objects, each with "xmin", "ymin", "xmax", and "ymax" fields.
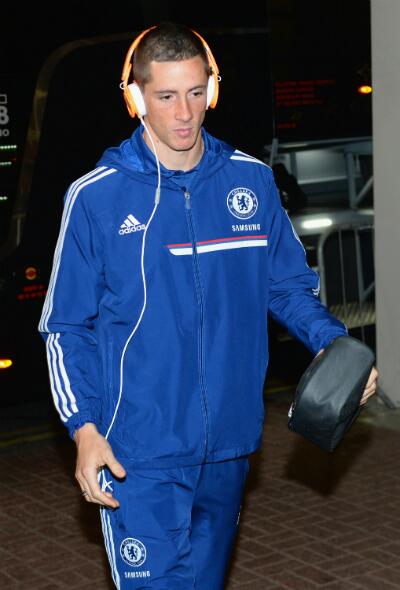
[{"xmin": 0, "ymin": 391, "xmax": 400, "ymax": 589}]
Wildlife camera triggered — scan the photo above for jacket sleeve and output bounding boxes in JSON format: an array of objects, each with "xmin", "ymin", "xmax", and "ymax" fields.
[
  {"xmin": 38, "ymin": 185, "xmax": 105, "ymax": 438},
  {"xmin": 266, "ymin": 173, "xmax": 348, "ymax": 354}
]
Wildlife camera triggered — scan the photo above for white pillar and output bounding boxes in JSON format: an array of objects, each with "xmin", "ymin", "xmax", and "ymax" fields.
[{"xmin": 371, "ymin": 0, "xmax": 400, "ymax": 405}]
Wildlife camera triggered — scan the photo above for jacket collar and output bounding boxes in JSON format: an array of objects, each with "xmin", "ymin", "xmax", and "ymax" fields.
[
  {"xmin": 97, "ymin": 124, "xmax": 234, "ymax": 184},
  {"xmin": 132, "ymin": 126, "xmax": 207, "ymax": 178}
]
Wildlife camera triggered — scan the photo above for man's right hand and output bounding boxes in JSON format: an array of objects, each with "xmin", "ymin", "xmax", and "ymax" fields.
[{"xmin": 74, "ymin": 423, "xmax": 126, "ymax": 508}]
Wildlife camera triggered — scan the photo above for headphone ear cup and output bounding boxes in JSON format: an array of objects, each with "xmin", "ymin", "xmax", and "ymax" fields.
[
  {"xmin": 126, "ymin": 82, "xmax": 147, "ymax": 118},
  {"xmin": 206, "ymin": 74, "xmax": 219, "ymax": 109},
  {"xmin": 206, "ymin": 76, "xmax": 215, "ymax": 109}
]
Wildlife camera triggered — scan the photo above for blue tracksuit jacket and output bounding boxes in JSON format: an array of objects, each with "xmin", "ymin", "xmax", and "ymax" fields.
[{"xmin": 39, "ymin": 127, "xmax": 347, "ymax": 468}]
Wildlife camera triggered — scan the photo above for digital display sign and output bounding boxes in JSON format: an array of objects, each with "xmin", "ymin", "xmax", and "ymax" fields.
[
  {"xmin": 272, "ymin": 74, "xmax": 372, "ymax": 141},
  {"xmin": 268, "ymin": 0, "xmax": 372, "ymax": 142}
]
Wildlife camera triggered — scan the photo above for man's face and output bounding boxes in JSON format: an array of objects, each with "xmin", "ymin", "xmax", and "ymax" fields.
[{"xmin": 142, "ymin": 56, "xmax": 209, "ymax": 154}]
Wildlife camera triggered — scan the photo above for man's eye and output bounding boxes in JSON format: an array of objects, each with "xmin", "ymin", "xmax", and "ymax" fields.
[{"xmin": 160, "ymin": 95, "xmax": 172, "ymax": 101}]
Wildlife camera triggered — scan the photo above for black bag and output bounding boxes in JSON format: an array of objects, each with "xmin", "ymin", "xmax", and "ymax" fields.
[{"xmin": 288, "ymin": 336, "xmax": 375, "ymax": 452}]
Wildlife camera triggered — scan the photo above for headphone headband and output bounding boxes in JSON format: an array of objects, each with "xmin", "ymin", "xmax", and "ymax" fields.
[
  {"xmin": 121, "ymin": 26, "xmax": 157, "ymax": 86},
  {"xmin": 191, "ymin": 29, "xmax": 220, "ymax": 77}
]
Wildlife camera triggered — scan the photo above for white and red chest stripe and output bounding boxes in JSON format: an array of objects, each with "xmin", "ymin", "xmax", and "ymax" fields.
[{"xmin": 166, "ymin": 234, "xmax": 268, "ymax": 256}]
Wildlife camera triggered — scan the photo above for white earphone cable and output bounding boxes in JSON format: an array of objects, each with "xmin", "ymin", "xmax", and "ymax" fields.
[
  {"xmin": 105, "ymin": 117, "xmax": 161, "ymax": 440},
  {"xmin": 142, "ymin": 117, "xmax": 161, "ymax": 205}
]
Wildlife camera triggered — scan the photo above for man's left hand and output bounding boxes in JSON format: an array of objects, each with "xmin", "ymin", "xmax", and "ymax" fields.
[
  {"xmin": 360, "ymin": 366, "xmax": 378, "ymax": 406},
  {"xmin": 316, "ymin": 349, "xmax": 378, "ymax": 407}
]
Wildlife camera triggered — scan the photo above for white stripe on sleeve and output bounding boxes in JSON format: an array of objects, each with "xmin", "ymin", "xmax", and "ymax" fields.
[
  {"xmin": 46, "ymin": 334, "xmax": 70, "ymax": 422},
  {"xmin": 53, "ymin": 333, "xmax": 78, "ymax": 414},
  {"xmin": 39, "ymin": 166, "xmax": 116, "ymax": 331}
]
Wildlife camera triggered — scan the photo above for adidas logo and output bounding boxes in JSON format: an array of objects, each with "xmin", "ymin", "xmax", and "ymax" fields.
[{"xmin": 119, "ymin": 213, "xmax": 146, "ymax": 235}]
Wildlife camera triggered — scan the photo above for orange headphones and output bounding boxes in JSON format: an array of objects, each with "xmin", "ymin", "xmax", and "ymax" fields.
[{"xmin": 121, "ymin": 26, "xmax": 220, "ymax": 119}]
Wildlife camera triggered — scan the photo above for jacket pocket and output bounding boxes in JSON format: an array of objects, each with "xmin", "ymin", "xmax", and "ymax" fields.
[
  {"xmin": 104, "ymin": 340, "xmax": 128, "ymax": 442},
  {"xmin": 107, "ymin": 339, "xmax": 114, "ymax": 396},
  {"xmin": 100, "ymin": 340, "xmax": 115, "ymax": 431}
]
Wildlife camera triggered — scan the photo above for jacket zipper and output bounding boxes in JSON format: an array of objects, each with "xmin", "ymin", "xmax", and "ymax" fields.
[{"xmin": 184, "ymin": 189, "xmax": 209, "ymax": 459}]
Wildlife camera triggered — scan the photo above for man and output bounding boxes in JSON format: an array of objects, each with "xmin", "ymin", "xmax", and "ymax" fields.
[{"xmin": 39, "ymin": 23, "xmax": 377, "ymax": 589}]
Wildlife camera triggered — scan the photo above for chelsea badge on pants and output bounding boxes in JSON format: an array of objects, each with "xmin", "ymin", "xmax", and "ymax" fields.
[{"xmin": 100, "ymin": 457, "xmax": 250, "ymax": 589}]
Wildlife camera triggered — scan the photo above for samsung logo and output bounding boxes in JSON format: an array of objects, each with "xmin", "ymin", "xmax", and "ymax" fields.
[{"xmin": 232, "ymin": 223, "xmax": 261, "ymax": 232}]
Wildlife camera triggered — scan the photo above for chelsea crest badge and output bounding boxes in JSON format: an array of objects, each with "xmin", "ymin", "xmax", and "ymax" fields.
[{"xmin": 227, "ymin": 187, "xmax": 258, "ymax": 219}]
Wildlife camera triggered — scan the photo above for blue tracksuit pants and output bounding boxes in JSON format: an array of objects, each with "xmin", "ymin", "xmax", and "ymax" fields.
[{"xmin": 100, "ymin": 457, "xmax": 249, "ymax": 589}]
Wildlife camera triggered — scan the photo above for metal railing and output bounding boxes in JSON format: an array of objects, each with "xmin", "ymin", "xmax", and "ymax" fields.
[{"xmin": 317, "ymin": 221, "xmax": 375, "ymax": 342}]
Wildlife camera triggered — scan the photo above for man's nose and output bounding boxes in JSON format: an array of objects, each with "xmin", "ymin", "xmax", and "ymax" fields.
[{"xmin": 175, "ymin": 97, "xmax": 192, "ymax": 121}]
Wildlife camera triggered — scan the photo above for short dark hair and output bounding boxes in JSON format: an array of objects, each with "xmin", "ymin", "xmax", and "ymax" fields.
[{"xmin": 133, "ymin": 22, "xmax": 210, "ymax": 86}]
